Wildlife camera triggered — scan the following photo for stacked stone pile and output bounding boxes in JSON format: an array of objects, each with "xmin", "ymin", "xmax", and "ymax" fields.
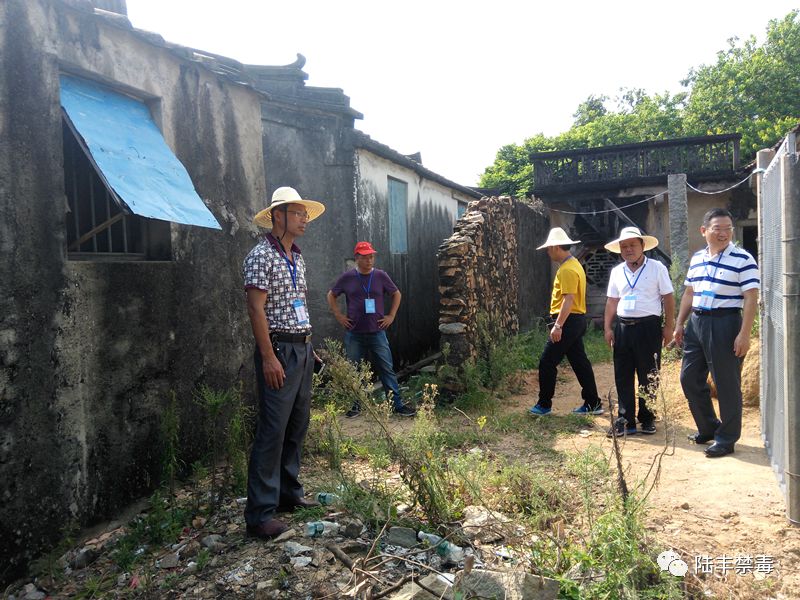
[{"xmin": 438, "ymin": 196, "xmax": 520, "ymax": 369}]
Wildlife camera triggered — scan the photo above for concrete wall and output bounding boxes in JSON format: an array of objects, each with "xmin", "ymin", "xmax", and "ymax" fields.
[
  {"xmin": 516, "ymin": 201, "xmax": 552, "ymax": 330},
  {"xmin": 258, "ymin": 101, "xmax": 358, "ymax": 344},
  {"xmin": 354, "ymin": 148, "xmax": 472, "ymax": 362},
  {"xmin": 0, "ymin": 0, "xmax": 266, "ymax": 581}
]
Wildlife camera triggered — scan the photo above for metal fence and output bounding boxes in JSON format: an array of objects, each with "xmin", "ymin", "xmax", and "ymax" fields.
[
  {"xmin": 760, "ymin": 138, "xmax": 787, "ymax": 494},
  {"xmin": 760, "ymin": 132, "xmax": 799, "ymax": 522}
]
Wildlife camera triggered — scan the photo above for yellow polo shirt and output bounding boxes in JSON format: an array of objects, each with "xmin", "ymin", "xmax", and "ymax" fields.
[{"xmin": 550, "ymin": 257, "xmax": 587, "ymax": 315}]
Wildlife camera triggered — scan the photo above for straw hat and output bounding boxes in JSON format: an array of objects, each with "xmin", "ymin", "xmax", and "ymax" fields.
[
  {"xmin": 536, "ymin": 227, "xmax": 581, "ymax": 250},
  {"xmin": 604, "ymin": 226, "xmax": 659, "ymax": 253},
  {"xmin": 253, "ymin": 186, "xmax": 325, "ymax": 228}
]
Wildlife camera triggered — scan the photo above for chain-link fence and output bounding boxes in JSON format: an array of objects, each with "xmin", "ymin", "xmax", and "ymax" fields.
[{"xmin": 760, "ymin": 139, "xmax": 787, "ymax": 494}]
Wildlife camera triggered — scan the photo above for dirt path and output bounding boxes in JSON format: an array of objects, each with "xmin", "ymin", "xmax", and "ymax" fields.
[{"xmin": 503, "ymin": 360, "xmax": 800, "ymax": 598}]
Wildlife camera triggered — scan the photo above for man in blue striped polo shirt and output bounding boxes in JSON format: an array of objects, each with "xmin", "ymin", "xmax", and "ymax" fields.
[{"xmin": 673, "ymin": 208, "xmax": 759, "ymax": 458}]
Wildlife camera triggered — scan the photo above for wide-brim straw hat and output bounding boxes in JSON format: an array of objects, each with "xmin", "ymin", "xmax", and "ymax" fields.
[
  {"xmin": 253, "ymin": 186, "xmax": 325, "ymax": 227},
  {"xmin": 536, "ymin": 227, "xmax": 581, "ymax": 250},
  {"xmin": 604, "ymin": 226, "xmax": 659, "ymax": 253}
]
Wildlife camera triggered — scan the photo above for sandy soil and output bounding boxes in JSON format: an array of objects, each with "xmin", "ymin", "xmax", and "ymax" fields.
[
  {"xmin": 514, "ymin": 361, "xmax": 799, "ymax": 598},
  {"xmin": 341, "ymin": 359, "xmax": 800, "ymax": 598}
]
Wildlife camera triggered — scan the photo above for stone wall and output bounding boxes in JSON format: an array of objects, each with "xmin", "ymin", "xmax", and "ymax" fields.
[{"xmin": 438, "ymin": 196, "xmax": 547, "ymax": 368}]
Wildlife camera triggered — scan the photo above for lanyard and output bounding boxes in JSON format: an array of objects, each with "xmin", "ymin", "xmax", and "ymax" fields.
[
  {"xmin": 277, "ymin": 247, "xmax": 298, "ymax": 291},
  {"xmin": 358, "ymin": 269, "xmax": 374, "ymax": 297},
  {"xmin": 704, "ymin": 247, "xmax": 725, "ymax": 282},
  {"xmin": 623, "ymin": 258, "xmax": 647, "ymax": 291}
]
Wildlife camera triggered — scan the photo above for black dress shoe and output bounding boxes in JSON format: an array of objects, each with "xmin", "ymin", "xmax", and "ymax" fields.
[
  {"xmin": 705, "ymin": 443, "xmax": 734, "ymax": 458},
  {"xmin": 246, "ymin": 518, "xmax": 289, "ymax": 539},
  {"xmin": 276, "ymin": 497, "xmax": 320, "ymax": 512},
  {"xmin": 688, "ymin": 432, "xmax": 715, "ymax": 444}
]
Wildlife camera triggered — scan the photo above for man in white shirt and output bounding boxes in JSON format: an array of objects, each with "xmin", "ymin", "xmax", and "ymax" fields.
[
  {"xmin": 674, "ymin": 208, "xmax": 759, "ymax": 458},
  {"xmin": 604, "ymin": 227, "xmax": 675, "ymax": 436}
]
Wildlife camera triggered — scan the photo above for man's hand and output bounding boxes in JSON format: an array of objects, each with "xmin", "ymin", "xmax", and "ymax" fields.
[
  {"xmin": 662, "ymin": 325, "xmax": 674, "ymax": 347},
  {"xmin": 733, "ymin": 332, "xmax": 751, "ymax": 358},
  {"xmin": 673, "ymin": 324, "xmax": 684, "ymax": 347},
  {"xmin": 604, "ymin": 328, "xmax": 614, "ymax": 347},
  {"xmin": 378, "ymin": 314, "xmax": 395, "ymax": 329},
  {"xmin": 334, "ymin": 313, "xmax": 353, "ymax": 329},
  {"xmin": 263, "ymin": 354, "xmax": 286, "ymax": 390},
  {"xmin": 549, "ymin": 325, "xmax": 562, "ymax": 343}
]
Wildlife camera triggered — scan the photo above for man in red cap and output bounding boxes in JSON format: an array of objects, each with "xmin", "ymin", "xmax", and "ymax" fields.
[{"xmin": 327, "ymin": 242, "xmax": 416, "ymax": 417}]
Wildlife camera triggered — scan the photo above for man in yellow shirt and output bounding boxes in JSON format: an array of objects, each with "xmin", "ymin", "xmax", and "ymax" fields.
[{"xmin": 529, "ymin": 228, "xmax": 603, "ymax": 416}]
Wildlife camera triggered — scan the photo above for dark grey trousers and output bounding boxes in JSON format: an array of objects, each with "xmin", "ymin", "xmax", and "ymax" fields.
[
  {"xmin": 680, "ymin": 312, "xmax": 743, "ymax": 448},
  {"xmin": 244, "ymin": 341, "xmax": 314, "ymax": 527}
]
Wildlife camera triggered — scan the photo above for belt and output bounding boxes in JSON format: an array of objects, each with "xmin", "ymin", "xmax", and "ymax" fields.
[
  {"xmin": 617, "ymin": 315, "xmax": 661, "ymax": 326},
  {"xmin": 271, "ymin": 331, "xmax": 312, "ymax": 343},
  {"xmin": 693, "ymin": 308, "xmax": 741, "ymax": 317}
]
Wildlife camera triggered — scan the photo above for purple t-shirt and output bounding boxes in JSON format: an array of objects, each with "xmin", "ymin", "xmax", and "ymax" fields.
[{"xmin": 330, "ymin": 268, "xmax": 399, "ymax": 333}]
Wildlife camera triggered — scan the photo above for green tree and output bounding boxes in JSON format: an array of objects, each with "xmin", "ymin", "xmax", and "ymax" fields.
[{"xmin": 480, "ymin": 10, "xmax": 800, "ymax": 197}]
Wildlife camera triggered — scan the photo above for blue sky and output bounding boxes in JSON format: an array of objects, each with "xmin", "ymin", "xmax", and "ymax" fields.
[{"xmin": 127, "ymin": 0, "xmax": 800, "ymax": 186}]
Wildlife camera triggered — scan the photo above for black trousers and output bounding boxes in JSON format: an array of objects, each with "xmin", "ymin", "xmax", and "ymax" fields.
[
  {"xmin": 538, "ymin": 313, "xmax": 601, "ymax": 409},
  {"xmin": 245, "ymin": 341, "xmax": 314, "ymax": 526},
  {"xmin": 680, "ymin": 311, "xmax": 743, "ymax": 448},
  {"xmin": 613, "ymin": 317, "xmax": 662, "ymax": 426}
]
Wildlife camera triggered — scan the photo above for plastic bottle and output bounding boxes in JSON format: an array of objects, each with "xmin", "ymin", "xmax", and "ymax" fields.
[
  {"xmin": 315, "ymin": 492, "xmax": 339, "ymax": 506},
  {"xmin": 417, "ymin": 531, "xmax": 465, "ymax": 563},
  {"xmin": 305, "ymin": 520, "xmax": 340, "ymax": 538}
]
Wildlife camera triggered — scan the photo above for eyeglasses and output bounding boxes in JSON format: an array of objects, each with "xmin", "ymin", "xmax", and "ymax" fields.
[
  {"xmin": 708, "ymin": 226, "xmax": 733, "ymax": 233},
  {"xmin": 286, "ymin": 210, "xmax": 310, "ymax": 221}
]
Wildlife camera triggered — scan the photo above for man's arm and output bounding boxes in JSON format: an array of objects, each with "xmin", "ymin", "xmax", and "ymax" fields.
[
  {"xmin": 379, "ymin": 290, "xmax": 401, "ymax": 329},
  {"xmin": 246, "ymin": 288, "xmax": 285, "ymax": 390},
  {"xmin": 673, "ymin": 286, "xmax": 694, "ymax": 347},
  {"xmin": 550, "ymin": 294, "xmax": 574, "ymax": 342},
  {"xmin": 661, "ymin": 292, "xmax": 676, "ymax": 346},
  {"xmin": 604, "ymin": 297, "xmax": 620, "ymax": 347},
  {"xmin": 326, "ymin": 290, "xmax": 353, "ymax": 329},
  {"xmin": 734, "ymin": 288, "xmax": 758, "ymax": 357}
]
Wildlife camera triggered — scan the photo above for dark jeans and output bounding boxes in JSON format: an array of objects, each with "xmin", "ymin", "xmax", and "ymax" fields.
[
  {"xmin": 613, "ymin": 317, "xmax": 661, "ymax": 426},
  {"xmin": 538, "ymin": 313, "xmax": 601, "ymax": 409},
  {"xmin": 244, "ymin": 341, "xmax": 314, "ymax": 527},
  {"xmin": 680, "ymin": 312, "xmax": 743, "ymax": 448},
  {"xmin": 345, "ymin": 330, "xmax": 403, "ymax": 408}
]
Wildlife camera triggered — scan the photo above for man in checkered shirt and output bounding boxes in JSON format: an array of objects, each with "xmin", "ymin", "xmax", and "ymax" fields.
[{"xmin": 242, "ymin": 187, "xmax": 325, "ymax": 540}]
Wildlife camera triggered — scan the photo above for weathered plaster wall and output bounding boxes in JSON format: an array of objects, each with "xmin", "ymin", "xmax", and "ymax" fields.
[
  {"xmin": 354, "ymin": 148, "xmax": 471, "ymax": 362},
  {"xmin": 257, "ymin": 102, "xmax": 357, "ymax": 344},
  {"xmin": 515, "ymin": 201, "xmax": 552, "ymax": 330},
  {"xmin": 0, "ymin": 0, "xmax": 265, "ymax": 581}
]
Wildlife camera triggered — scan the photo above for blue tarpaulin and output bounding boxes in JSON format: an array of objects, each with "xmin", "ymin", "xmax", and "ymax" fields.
[{"xmin": 59, "ymin": 75, "xmax": 221, "ymax": 230}]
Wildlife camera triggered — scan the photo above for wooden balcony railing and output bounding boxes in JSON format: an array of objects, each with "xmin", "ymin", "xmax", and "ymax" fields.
[{"xmin": 531, "ymin": 134, "xmax": 741, "ymax": 194}]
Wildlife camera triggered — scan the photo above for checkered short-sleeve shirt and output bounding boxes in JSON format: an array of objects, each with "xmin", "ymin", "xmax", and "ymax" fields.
[{"xmin": 242, "ymin": 235, "xmax": 310, "ymax": 333}]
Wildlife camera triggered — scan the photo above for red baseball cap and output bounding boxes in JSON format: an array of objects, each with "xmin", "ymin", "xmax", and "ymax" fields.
[{"xmin": 354, "ymin": 241, "xmax": 377, "ymax": 255}]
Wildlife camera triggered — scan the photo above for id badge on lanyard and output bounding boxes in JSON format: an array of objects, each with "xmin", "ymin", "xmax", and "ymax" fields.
[
  {"xmin": 364, "ymin": 298, "xmax": 376, "ymax": 314},
  {"xmin": 622, "ymin": 294, "xmax": 637, "ymax": 311},
  {"xmin": 698, "ymin": 290, "xmax": 715, "ymax": 310},
  {"xmin": 293, "ymin": 299, "xmax": 309, "ymax": 325}
]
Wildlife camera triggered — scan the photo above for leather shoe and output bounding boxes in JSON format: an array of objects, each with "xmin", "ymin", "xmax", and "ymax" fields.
[
  {"xmin": 276, "ymin": 497, "xmax": 320, "ymax": 513},
  {"xmin": 705, "ymin": 443, "xmax": 734, "ymax": 458},
  {"xmin": 687, "ymin": 432, "xmax": 714, "ymax": 444},
  {"xmin": 246, "ymin": 518, "xmax": 289, "ymax": 539}
]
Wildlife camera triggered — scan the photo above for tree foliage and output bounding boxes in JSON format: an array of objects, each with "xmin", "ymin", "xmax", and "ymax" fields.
[{"xmin": 481, "ymin": 10, "xmax": 800, "ymax": 197}]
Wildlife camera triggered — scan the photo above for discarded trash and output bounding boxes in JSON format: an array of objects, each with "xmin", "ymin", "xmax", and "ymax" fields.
[
  {"xmin": 315, "ymin": 492, "xmax": 339, "ymax": 506},
  {"xmin": 305, "ymin": 521, "xmax": 340, "ymax": 538},
  {"xmin": 417, "ymin": 531, "xmax": 465, "ymax": 563}
]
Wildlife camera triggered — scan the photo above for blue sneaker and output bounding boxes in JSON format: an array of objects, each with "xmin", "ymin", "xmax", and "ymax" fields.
[
  {"xmin": 529, "ymin": 404, "xmax": 552, "ymax": 416},
  {"xmin": 572, "ymin": 404, "xmax": 604, "ymax": 415},
  {"xmin": 606, "ymin": 418, "xmax": 637, "ymax": 437}
]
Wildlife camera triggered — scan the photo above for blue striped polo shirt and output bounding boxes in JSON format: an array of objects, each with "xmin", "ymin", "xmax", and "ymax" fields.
[{"xmin": 684, "ymin": 243, "xmax": 760, "ymax": 310}]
